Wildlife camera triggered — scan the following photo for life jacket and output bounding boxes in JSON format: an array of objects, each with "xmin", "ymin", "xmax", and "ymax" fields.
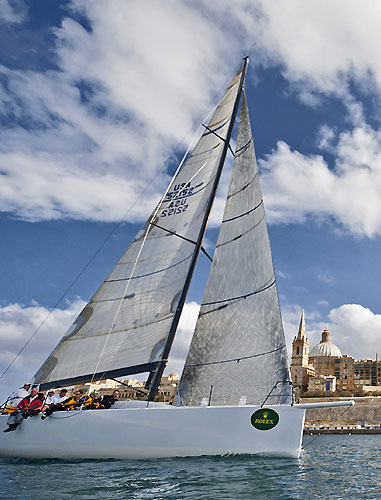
[
  {"xmin": 2, "ymin": 405, "xmax": 17, "ymax": 415},
  {"xmin": 83, "ymin": 395, "xmax": 100, "ymax": 409},
  {"xmin": 59, "ymin": 396, "xmax": 84, "ymax": 410}
]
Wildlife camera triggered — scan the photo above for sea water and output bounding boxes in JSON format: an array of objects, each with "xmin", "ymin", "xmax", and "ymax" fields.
[{"xmin": 0, "ymin": 435, "xmax": 380, "ymax": 499}]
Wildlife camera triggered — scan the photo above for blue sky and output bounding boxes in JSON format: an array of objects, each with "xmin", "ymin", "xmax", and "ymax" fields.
[{"xmin": 1, "ymin": 0, "xmax": 381, "ymax": 398}]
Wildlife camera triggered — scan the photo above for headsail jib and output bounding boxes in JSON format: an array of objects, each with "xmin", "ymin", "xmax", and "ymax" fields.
[{"xmin": 176, "ymin": 91, "xmax": 292, "ymax": 408}]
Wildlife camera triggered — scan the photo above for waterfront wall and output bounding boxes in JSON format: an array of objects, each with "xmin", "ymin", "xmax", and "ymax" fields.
[{"xmin": 302, "ymin": 397, "xmax": 381, "ymax": 425}]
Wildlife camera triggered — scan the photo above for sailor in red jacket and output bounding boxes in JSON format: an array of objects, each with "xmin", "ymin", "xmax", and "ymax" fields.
[{"xmin": 3, "ymin": 387, "xmax": 44, "ymax": 432}]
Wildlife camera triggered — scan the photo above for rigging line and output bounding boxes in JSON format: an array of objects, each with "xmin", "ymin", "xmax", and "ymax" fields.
[
  {"xmin": 184, "ymin": 345, "xmax": 286, "ymax": 368},
  {"xmin": 1, "ymin": 66, "xmax": 242, "ymax": 387},
  {"xmin": 150, "ymin": 223, "xmax": 213, "ymax": 261},
  {"xmin": 201, "ymin": 278, "xmax": 276, "ymax": 306},
  {"xmin": 302, "ymin": 405, "xmax": 353, "ymax": 450},
  {"xmin": 93, "ymin": 145, "xmax": 212, "ymax": 384},
  {"xmin": 110, "ymin": 378, "xmax": 147, "ymax": 396},
  {"xmin": 201, "ymin": 123, "xmax": 236, "ymax": 157},
  {"xmin": 90, "ymin": 148, "xmax": 201, "ymax": 386},
  {"xmin": 0, "ymin": 105, "xmax": 209, "ymax": 385},
  {"xmin": 147, "ymin": 59, "xmax": 250, "ymax": 401}
]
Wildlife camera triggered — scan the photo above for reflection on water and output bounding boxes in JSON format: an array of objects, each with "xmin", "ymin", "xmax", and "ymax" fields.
[{"xmin": 0, "ymin": 435, "xmax": 380, "ymax": 499}]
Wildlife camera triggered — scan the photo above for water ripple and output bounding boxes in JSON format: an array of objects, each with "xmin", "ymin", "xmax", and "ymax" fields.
[{"xmin": 1, "ymin": 435, "xmax": 380, "ymax": 499}]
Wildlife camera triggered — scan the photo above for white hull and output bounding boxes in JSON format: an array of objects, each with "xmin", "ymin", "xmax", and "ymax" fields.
[{"xmin": 0, "ymin": 403, "xmax": 306, "ymax": 459}]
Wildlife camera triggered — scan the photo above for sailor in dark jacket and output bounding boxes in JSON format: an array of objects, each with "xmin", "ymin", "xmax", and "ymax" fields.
[
  {"xmin": 3, "ymin": 388, "xmax": 44, "ymax": 432},
  {"xmin": 100, "ymin": 390, "xmax": 120, "ymax": 409}
]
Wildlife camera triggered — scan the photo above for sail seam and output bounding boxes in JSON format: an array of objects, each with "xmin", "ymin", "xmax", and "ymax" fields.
[
  {"xmin": 222, "ymin": 199, "xmax": 263, "ymax": 223},
  {"xmin": 201, "ymin": 278, "xmax": 275, "ymax": 306},
  {"xmin": 201, "ymin": 118, "xmax": 229, "ymax": 137},
  {"xmin": 189, "ymin": 143, "xmax": 220, "ymax": 158},
  {"xmin": 62, "ymin": 314, "xmax": 173, "ymax": 340},
  {"xmin": 227, "ymin": 172, "xmax": 258, "ymax": 199},
  {"xmin": 105, "ymin": 254, "xmax": 193, "ymax": 282},
  {"xmin": 205, "ymin": 112, "xmax": 232, "ymax": 129},
  {"xmin": 184, "ymin": 345, "xmax": 286, "ymax": 368},
  {"xmin": 216, "ymin": 212, "xmax": 265, "ymax": 248},
  {"xmin": 235, "ymin": 137, "xmax": 253, "ymax": 157}
]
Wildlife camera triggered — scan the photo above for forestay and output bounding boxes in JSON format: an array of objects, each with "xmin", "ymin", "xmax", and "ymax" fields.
[
  {"xmin": 176, "ymin": 94, "xmax": 292, "ymax": 407},
  {"xmin": 33, "ymin": 69, "xmax": 244, "ymax": 389}
]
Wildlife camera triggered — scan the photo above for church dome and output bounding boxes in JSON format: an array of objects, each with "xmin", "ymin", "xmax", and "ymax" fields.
[{"xmin": 309, "ymin": 327, "xmax": 342, "ymax": 357}]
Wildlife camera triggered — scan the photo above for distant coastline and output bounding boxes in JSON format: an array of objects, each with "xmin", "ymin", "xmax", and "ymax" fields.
[{"xmin": 304, "ymin": 428, "xmax": 381, "ymax": 435}]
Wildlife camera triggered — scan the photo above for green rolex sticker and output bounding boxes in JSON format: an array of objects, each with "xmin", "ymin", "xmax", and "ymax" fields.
[{"xmin": 250, "ymin": 408, "xmax": 279, "ymax": 430}]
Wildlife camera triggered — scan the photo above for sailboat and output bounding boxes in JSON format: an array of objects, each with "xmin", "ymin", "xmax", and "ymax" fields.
[{"xmin": 0, "ymin": 58, "xmax": 353, "ymax": 459}]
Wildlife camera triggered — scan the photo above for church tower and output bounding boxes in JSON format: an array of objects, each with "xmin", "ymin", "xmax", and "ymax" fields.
[{"xmin": 291, "ymin": 310, "xmax": 310, "ymax": 393}]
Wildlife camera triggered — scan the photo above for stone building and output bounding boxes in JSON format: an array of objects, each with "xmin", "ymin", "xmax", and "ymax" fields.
[
  {"xmin": 75, "ymin": 372, "xmax": 179, "ymax": 402},
  {"xmin": 291, "ymin": 312, "xmax": 381, "ymax": 395},
  {"xmin": 290, "ymin": 310, "xmax": 315, "ymax": 394},
  {"xmin": 307, "ymin": 374, "xmax": 336, "ymax": 393}
]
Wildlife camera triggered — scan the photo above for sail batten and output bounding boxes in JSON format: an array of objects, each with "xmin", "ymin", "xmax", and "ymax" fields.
[{"xmin": 33, "ymin": 66, "xmax": 246, "ymax": 389}]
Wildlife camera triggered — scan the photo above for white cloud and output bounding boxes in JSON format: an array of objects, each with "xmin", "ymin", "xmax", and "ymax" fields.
[
  {"xmin": 0, "ymin": 0, "xmax": 26, "ymax": 24},
  {"xmin": 317, "ymin": 125, "xmax": 336, "ymax": 152},
  {"xmin": 317, "ymin": 274, "xmax": 334, "ymax": 285},
  {"xmin": 0, "ymin": 1, "xmax": 235, "ymax": 223},
  {"xmin": 1, "ymin": 296, "xmax": 379, "ymax": 400},
  {"xmin": 276, "ymin": 270, "xmax": 290, "ymax": 280},
  {"xmin": 0, "ymin": 299, "xmax": 86, "ymax": 401},
  {"xmin": 328, "ymin": 304, "xmax": 381, "ymax": 360},
  {"xmin": 0, "ymin": 298, "xmax": 200, "ymax": 399},
  {"xmin": 283, "ymin": 302, "xmax": 381, "ymax": 362},
  {"xmin": 165, "ymin": 301, "xmax": 200, "ymax": 377},
  {"xmin": 260, "ymin": 123, "xmax": 381, "ymax": 237},
  {"xmin": 2, "ymin": 0, "xmax": 381, "ymax": 236}
]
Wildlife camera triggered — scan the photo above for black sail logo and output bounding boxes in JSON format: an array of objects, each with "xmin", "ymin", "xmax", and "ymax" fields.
[{"xmin": 250, "ymin": 408, "xmax": 279, "ymax": 430}]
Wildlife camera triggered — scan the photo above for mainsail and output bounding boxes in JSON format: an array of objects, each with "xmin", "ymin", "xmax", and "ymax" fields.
[
  {"xmin": 34, "ymin": 65, "xmax": 246, "ymax": 390},
  {"xmin": 176, "ymin": 93, "xmax": 292, "ymax": 407}
]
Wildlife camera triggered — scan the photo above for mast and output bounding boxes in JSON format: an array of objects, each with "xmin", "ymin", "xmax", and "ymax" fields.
[{"xmin": 147, "ymin": 57, "xmax": 249, "ymax": 401}]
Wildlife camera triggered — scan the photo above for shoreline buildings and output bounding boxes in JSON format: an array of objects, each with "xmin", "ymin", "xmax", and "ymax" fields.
[{"xmin": 291, "ymin": 310, "xmax": 381, "ymax": 396}]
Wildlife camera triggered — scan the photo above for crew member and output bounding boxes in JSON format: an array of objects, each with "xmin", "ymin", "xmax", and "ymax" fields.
[
  {"xmin": 52, "ymin": 388, "xmax": 68, "ymax": 404},
  {"xmin": 3, "ymin": 388, "xmax": 44, "ymax": 432},
  {"xmin": 100, "ymin": 390, "xmax": 120, "ymax": 409},
  {"xmin": 41, "ymin": 390, "xmax": 84, "ymax": 420},
  {"xmin": 5, "ymin": 383, "xmax": 31, "ymax": 411}
]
